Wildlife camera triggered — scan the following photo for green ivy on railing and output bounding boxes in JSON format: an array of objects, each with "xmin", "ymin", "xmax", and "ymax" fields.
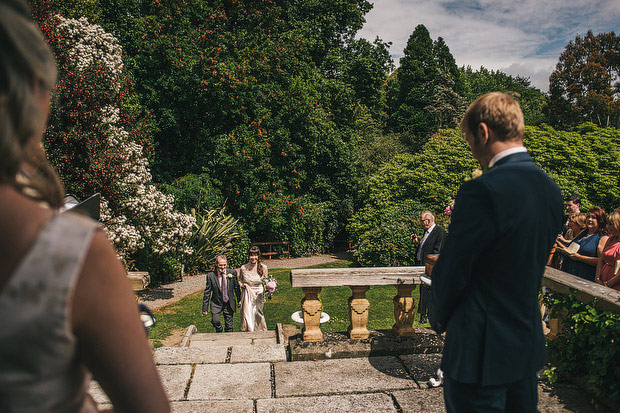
[{"xmin": 543, "ymin": 291, "xmax": 620, "ymax": 403}]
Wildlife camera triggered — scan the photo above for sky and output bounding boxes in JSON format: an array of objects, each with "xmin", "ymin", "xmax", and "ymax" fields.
[{"xmin": 357, "ymin": 0, "xmax": 620, "ymax": 92}]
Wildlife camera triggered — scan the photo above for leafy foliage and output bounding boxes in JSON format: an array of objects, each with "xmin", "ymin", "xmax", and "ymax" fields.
[
  {"xmin": 524, "ymin": 123, "xmax": 620, "ymax": 211},
  {"xmin": 184, "ymin": 208, "xmax": 241, "ymax": 274},
  {"xmin": 547, "ymin": 30, "xmax": 620, "ymax": 130},
  {"xmin": 350, "ymin": 123, "xmax": 620, "ymax": 267},
  {"xmin": 349, "ymin": 129, "xmax": 476, "ymax": 266},
  {"xmin": 544, "ymin": 292, "xmax": 620, "ymax": 403},
  {"xmin": 459, "ymin": 66, "xmax": 547, "ymax": 126}
]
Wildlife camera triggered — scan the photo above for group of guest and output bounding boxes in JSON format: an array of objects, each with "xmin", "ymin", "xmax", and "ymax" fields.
[
  {"xmin": 554, "ymin": 195, "xmax": 620, "ymax": 291},
  {"xmin": 202, "ymin": 246, "xmax": 269, "ymax": 332}
]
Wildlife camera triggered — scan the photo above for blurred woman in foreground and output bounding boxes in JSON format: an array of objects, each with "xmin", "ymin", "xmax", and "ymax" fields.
[{"xmin": 0, "ymin": 1, "xmax": 169, "ymax": 410}]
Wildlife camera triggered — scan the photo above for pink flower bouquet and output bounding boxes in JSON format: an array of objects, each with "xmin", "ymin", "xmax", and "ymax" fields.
[{"xmin": 262, "ymin": 276, "xmax": 278, "ymax": 299}]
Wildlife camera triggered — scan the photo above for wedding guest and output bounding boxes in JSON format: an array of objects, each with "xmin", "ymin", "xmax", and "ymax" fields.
[
  {"xmin": 412, "ymin": 211, "xmax": 445, "ymax": 324},
  {"xmin": 560, "ymin": 208, "xmax": 609, "ymax": 282},
  {"xmin": 0, "ymin": 1, "xmax": 169, "ymax": 410},
  {"xmin": 239, "ymin": 246, "xmax": 268, "ymax": 332},
  {"xmin": 557, "ymin": 212, "xmax": 586, "ymax": 245},
  {"xmin": 563, "ymin": 194, "xmax": 581, "ymax": 234},
  {"xmin": 596, "ymin": 208, "xmax": 620, "ymax": 291}
]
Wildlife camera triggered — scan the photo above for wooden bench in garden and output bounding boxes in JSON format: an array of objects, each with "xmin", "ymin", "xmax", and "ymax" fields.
[
  {"xmin": 290, "ymin": 263, "xmax": 432, "ymax": 342},
  {"xmin": 252, "ymin": 241, "xmax": 290, "ymax": 259}
]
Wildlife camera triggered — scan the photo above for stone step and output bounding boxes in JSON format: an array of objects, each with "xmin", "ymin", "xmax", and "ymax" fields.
[
  {"xmin": 189, "ymin": 331, "xmax": 277, "ymax": 347},
  {"xmin": 154, "ymin": 343, "xmax": 287, "ymax": 365}
]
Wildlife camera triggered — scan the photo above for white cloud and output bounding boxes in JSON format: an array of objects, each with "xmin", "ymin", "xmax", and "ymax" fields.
[{"xmin": 358, "ymin": 0, "xmax": 620, "ymax": 92}]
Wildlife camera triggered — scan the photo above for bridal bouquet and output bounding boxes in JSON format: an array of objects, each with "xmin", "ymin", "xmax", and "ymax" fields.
[{"xmin": 262, "ymin": 276, "xmax": 278, "ymax": 299}]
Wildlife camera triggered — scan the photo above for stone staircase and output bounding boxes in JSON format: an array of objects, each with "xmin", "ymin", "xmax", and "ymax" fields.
[{"xmin": 88, "ymin": 327, "xmax": 605, "ymax": 412}]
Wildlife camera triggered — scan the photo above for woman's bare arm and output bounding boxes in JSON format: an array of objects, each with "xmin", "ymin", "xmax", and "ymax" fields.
[{"xmin": 72, "ymin": 231, "xmax": 170, "ymax": 412}]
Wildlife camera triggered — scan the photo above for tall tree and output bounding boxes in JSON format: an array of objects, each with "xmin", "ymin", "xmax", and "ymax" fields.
[
  {"xmin": 547, "ymin": 30, "xmax": 620, "ymax": 129},
  {"xmin": 459, "ymin": 66, "xmax": 547, "ymax": 126},
  {"xmin": 390, "ymin": 24, "xmax": 437, "ymax": 148}
]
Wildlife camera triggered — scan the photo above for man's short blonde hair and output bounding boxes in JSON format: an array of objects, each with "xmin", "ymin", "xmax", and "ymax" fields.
[{"xmin": 460, "ymin": 92, "xmax": 524, "ymax": 142}]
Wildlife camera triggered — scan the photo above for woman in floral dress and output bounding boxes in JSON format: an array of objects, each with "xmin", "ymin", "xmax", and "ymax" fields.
[{"xmin": 239, "ymin": 246, "xmax": 268, "ymax": 331}]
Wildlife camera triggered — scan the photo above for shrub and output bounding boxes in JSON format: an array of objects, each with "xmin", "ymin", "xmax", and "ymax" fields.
[
  {"xmin": 161, "ymin": 173, "xmax": 223, "ymax": 213},
  {"xmin": 544, "ymin": 292, "xmax": 620, "ymax": 403},
  {"xmin": 183, "ymin": 208, "xmax": 241, "ymax": 275},
  {"xmin": 351, "ymin": 199, "xmax": 425, "ymax": 266},
  {"xmin": 35, "ymin": 13, "xmax": 195, "ymax": 281}
]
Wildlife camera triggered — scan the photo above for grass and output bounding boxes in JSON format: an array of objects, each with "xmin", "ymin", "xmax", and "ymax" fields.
[{"xmin": 148, "ymin": 260, "xmax": 427, "ymax": 347}]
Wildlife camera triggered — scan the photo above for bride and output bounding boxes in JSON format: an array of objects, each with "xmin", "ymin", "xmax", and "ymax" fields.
[{"xmin": 239, "ymin": 246, "xmax": 268, "ymax": 332}]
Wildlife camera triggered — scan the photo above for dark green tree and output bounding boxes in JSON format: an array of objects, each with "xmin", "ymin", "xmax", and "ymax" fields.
[
  {"xmin": 547, "ymin": 30, "xmax": 620, "ymax": 129},
  {"xmin": 459, "ymin": 66, "xmax": 547, "ymax": 125},
  {"xmin": 391, "ymin": 24, "xmax": 437, "ymax": 142}
]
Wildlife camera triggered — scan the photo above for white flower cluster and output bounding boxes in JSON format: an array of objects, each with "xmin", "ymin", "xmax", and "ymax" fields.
[
  {"xmin": 57, "ymin": 17, "xmax": 195, "ymax": 261},
  {"xmin": 56, "ymin": 16, "xmax": 123, "ymax": 86}
]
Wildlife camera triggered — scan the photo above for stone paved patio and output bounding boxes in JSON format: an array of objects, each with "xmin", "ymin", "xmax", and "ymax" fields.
[{"xmin": 91, "ymin": 343, "xmax": 610, "ymax": 412}]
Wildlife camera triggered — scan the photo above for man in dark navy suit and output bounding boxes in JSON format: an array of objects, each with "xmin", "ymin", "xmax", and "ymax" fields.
[
  {"xmin": 412, "ymin": 211, "xmax": 445, "ymax": 323},
  {"xmin": 430, "ymin": 92, "xmax": 563, "ymax": 412}
]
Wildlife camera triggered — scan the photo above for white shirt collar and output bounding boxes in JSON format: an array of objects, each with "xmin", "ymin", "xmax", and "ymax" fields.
[
  {"xmin": 426, "ymin": 223, "xmax": 436, "ymax": 234},
  {"xmin": 488, "ymin": 146, "xmax": 527, "ymax": 168}
]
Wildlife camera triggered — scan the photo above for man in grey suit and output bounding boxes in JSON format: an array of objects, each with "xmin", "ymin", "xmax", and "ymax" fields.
[
  {"xmin": 430, "ymin": 92, "xmax": 563, "ymax": 411},
  {"xmin": 202, "ymin": 255, "xmax": 241, "ymax": 332}
]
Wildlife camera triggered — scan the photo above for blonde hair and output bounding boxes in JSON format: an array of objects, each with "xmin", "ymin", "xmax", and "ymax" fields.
[
  {"xmin": 569, "ymin": 212, "xmax": 586, "ymax": 230},
  {"xmin": 608, "ymin": 209, "xmax": 620, "ymax": 234},
  {"xmin": 460, "ymin": 92, "xmax": 524, "ymax": 142},
  {"xmin": 0, "ymin": 2, "xmax": 64, "ymax": 207}
]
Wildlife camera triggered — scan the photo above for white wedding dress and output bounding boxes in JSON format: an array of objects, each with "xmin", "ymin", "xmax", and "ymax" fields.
[{"xmin": 239, "ymin": 263, "xmax": 268, "ymax": 332}]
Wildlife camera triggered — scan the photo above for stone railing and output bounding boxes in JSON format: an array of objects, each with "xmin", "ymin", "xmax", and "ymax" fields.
[
  {"xmin": 541, "ymin": 266, "xmax": 620, "ymax": 339},
  {"xmin": 290, "ymin": 266, "xmax": 426, "ymax": 342},
  {"xmin": 292, "ymin": 255, "xmax": 620, "ymax": 343}
]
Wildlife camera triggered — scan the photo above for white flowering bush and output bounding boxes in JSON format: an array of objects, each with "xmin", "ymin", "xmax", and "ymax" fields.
[{"xmin": 55, "ymin": 16, "xmax": 195, "ymax": 268}]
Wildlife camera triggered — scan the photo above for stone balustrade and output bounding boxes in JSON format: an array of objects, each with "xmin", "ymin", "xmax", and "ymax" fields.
[
  {"xmin": 540, "ymin": 266, "xmax": 620, "ymax": 339},
  {"xmin": 292, "ymin": 255, "xmax": 620, "ymax": 343},
  {"xmin": 290, "ymin": 266, "xmax": 427, "ymax": 342}
]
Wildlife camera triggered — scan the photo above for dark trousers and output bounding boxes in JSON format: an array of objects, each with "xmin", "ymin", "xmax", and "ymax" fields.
[
  {"xmin": 211, "ymin": 301, "xmax": 234, "ymax": 332},
  {"xmin": 444, "ymin": 374, "xmax": 538, "ymax": 413},
  {"xmin": 418, "ymin": 284, "xmax": 430, "ymax": 316}
]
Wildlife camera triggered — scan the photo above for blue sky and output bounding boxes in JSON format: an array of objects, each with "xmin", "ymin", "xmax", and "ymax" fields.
[{"xmin": 357, "ymin": 0, "xmax": 620, "ymax": 92}]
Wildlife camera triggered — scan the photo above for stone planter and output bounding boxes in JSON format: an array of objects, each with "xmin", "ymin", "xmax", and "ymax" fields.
[{"xmin": 128, "ymin": 271, "xmax": 150, "ymax": 291}]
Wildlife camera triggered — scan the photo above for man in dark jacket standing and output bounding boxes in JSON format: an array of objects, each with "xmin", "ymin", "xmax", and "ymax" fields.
[
  {"xmin": 202, "ymin": 254, "xmax": 241, "ymax": 332},
  {"xmin": 430, "ymin": 92, "xmax": 563, "ymax": 411},
  {"xmin": 412, "ymin": 211, "xmax": 445, "ymax": 323}
]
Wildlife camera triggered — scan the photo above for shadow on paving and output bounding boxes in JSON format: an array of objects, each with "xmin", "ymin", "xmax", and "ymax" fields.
[{"xmin": 137, "ymin": 287, "xmax": 174, "ymax": 301}]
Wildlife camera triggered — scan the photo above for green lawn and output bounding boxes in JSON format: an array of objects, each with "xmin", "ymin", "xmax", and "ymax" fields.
[{"xmin": 148, "ymin": 260, "xmax": 427, "ymax": 347}]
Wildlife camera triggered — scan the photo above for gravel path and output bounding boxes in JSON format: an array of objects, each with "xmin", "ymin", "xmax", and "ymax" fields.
[{"xmin": 138, "ymin": 252, "xmax": 352, "ymax": 310}]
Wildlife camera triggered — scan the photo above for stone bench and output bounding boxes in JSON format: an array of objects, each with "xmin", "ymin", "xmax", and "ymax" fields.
[{"xmin": 290, "ymin": 266, "xmax": 427, "ymax": 342}]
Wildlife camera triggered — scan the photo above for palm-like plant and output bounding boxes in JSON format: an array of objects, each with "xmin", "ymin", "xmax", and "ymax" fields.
[{"xmin": 184, "ymin": 208, "xmax": 240, "ymax": 273}]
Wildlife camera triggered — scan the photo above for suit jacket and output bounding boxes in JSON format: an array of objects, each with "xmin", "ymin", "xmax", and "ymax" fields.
[
  {"xmin": 202, "ymin": 269, "xmax": 241, "ymax": 314},
  {"xmin": 415, "ymin": 225, "xmax": 446, "ymax": 266},
  {"xmin": 430, "ymin": 152, "xmax": 563, "ymax": 386}
]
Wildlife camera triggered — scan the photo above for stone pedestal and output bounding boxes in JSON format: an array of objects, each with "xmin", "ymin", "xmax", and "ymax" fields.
[
  {"xmin": 546, "ymin": 308, "xmax": 568, "ymax": 341},
  {"xmin": 392, "ymin": 284, "xmax": 416, "ymax": 337},
  {"xmin": 301, "ymin": 287, "xmax": 323, "ymax": 342},
  {"xmin": 347, "ymin": 285, "xmax": 370, "ymax": 339}
]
